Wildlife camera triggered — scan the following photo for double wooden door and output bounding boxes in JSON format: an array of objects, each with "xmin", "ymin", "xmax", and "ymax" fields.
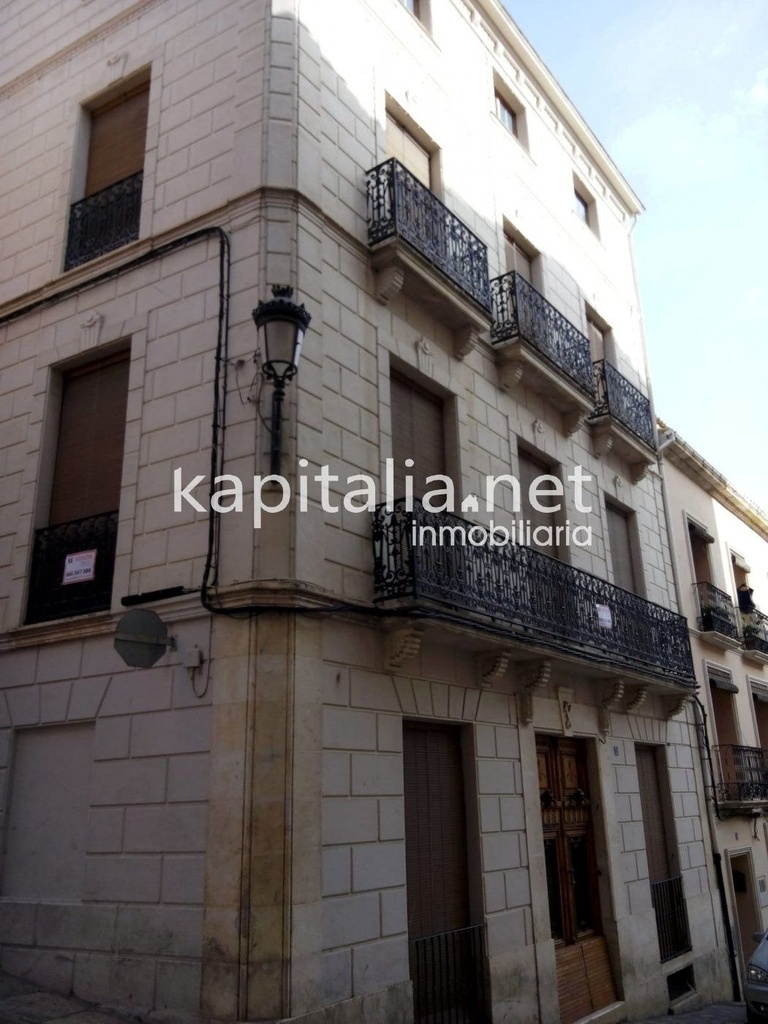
[{"xmin": 536, "ymin": 736, "xmax": 616, "ymax": 1024}]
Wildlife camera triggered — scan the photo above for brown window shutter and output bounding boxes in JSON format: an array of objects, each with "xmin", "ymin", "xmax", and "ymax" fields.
[
  {"xmin": 49, "ymin": 353, "xmax": 130, "ymax": 525},
  {"xmin": 606, "ymin": 504, "xmax": 637, "ymax": 593},
  {"xmin": 391, "ymin": 372, "xmax": 446, "ymax": 498},
  {"xmin": 403, "ymin": 722, "xmax": 470, "ymax": 938},
  {"xmin": 635, "ymin": 746, "xmax": 671, "ymax": 883},
  {"xmin": 386, "ymin": 113, "xmax": 431, "ymax": 187},
  {"xmin": 518, "ymin": 450, "xmax": 558, "ymax": 556},
  {"xmin": 86, "ymin": 83, "xmax": 149, "ymax": 196},
  {"xmin": 504, "ymin": 234, "xmax": 532, "ymax": 283},
  {"xmin": 586, "ymin": 318, "xmax": 605, "ymax": 362}
]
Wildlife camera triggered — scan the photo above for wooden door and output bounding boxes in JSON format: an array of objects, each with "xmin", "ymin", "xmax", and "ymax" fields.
[{"xmin": 537, "ymin": 736, "xmax": 616, "ymax": 1024}]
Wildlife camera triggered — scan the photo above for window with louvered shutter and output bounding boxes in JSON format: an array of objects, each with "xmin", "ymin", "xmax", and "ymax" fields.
[
  {"xmin": 48, "ymin": 353, "xmax": 130, "ymax": 526},
  {"xmin": 586, "ymin": 316, "xmax": 605, "ymax": 362},
  {"xmin": 86, "ymin": 83, "xmax": 149, "ymax": 197},
  {"xmin": 518, "ymin": 450, "xmax": 559, "ymax": 556},
  {"xmin": 391, "ymin": 371, "xmax": 446, "ymax": 499},
  {"xmin": 403, "ymin": 721, "xmax": 470, "ymax": 938},
  {"xmin": 386, "ymin": 113, "xmax": 431, "ymax": 188},
  {"xmin": 606, "ymin": 503, "xmax": 637, "ymax": 594},
  {"xmin": 635, "ymin": 746, "xmax": 671, "ymax": 884}
]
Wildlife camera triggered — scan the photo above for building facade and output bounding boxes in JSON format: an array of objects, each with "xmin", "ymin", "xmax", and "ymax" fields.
[
  {"xmin": 0, "ymin": 1, "xmax": 732, "ymax": 1021},
  {"xmin": 662, "ymin": 426, "xmax": 768, "ymax": 999}
]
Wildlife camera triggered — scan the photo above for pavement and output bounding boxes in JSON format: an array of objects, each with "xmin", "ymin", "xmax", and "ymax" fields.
[{"xmin": 0, "ymin": 967, "xmax": 750, "ymax": 1024}]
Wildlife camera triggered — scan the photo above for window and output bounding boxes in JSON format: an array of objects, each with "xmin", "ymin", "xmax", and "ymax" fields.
[
  {"xmin": 390, "ymin": 370, "xmax": 446, "ymax": 499},
  {"xmin": 636, "ymin": 745, "xmax": 691, "ymax": 961},
  {"xmin": 687, "ymin": 520, "xmax": 713, "ymax": 585},
  {"xmin": 504, "ymin": 231, "xmax": 533, "ymax": 284},
  {"xmin": 518, "ymin": 448, "xmax": 562, "ymax": 558},
  {"xmin": 399, "ymin": 0, "xmax": 420, "ymax": 18},
  {"xmin": 495, "ymin": 92, "xmax": 517, "ymax": 136},
  {"xmin": 573, "ymin": 179, "xmax": 598, "ymax": 235},
  {"xmin": 404, "ymin": 722, "xmax": 484, "ymax": 1019},
  {"xmin": 65, "ymin": 76, "xmax": 149, "ymax": 268},
  {"xmin": 386, "ymin": 112, "xmax": 432, "ymax": 188},
  {"xmin": 26, "ymin": 351, "xmax": 130, "ymax": 623},
  {"xmin": 2, "ymin": 724, "xmax": 94, "ymax": 899},
  {"xmin": 605, "ymin": 502, "xmax": 639, "ymax": 594},
  {"xmin": 585, "ymin": 308, "xmax": 612, "ymax": 364}
]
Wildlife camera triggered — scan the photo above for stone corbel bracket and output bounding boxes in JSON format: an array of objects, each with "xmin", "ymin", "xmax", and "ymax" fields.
[
  {"xmin": 385, "ymin": 624, "xmax": 425, "ymax": 670},
  {"xmin": 598, "ymin": 678, "xmax": 625, "ymax": 741},
  {"xmin": 373, "ymin": 264, "xmax": 404, "ymax": 305},
  {"xmin": 454, "ymin": 326, "xmax": 480, "ymax": 361},
  {"xmin": 480, "ymin": 649, "xmax": 513, "ymax": 689},
  {"xmin": 498, "ymin": 358, "xmax": 525, "ymax": 393},
  {"xmin": 626, "ymin": 684, "xmax": 649, "ymax": 714},
  {"xmin": 665, "ymin": 694, "xmax": 692, "ymax": 720},
  {"xmin": 562, "ymin": 410, "xmax": 585, "ymax": 438},
  {"xmin": 518, "ymin": 658, "xmax": 551, "ymax": 725}
]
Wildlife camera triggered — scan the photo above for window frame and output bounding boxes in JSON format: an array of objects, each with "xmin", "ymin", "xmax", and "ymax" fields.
[{"xmin": 573, "ymin": 177, "xmax": 599, "ymax": 236}]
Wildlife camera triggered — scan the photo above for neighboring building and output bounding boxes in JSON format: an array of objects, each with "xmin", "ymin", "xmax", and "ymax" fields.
[
  {"xmin": 0, "ymin": 2, "xmax": 731, "ymax": 1022},
  {"xmin": 662, "ymin": 424, "xmax": 768, "ymax": 996}
]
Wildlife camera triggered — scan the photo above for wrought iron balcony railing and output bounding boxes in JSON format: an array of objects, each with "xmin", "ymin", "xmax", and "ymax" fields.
[
  {"xmin": 373, "ymin": 501, "xmax": 696, "ymax": 685},
  {"xmin": 489, "ymin": 271, "xmax": 595, "ymax": 397},
  {"xmin": 64, "ymin": 171, "xmax": 143, "ymax": 270},
  {"xmin": 26, "ymin": 511, "xmax": 118, "ymax": 624},
  {"xmin": 744, "ymin": 610, "xmax": 768, "ymax": 655},
  {"xmin": 409, "ymin": 924, "xmax": 490, "ymax": 1024},
  {"xmin": 591, "ymin": 360, "xmax": 656, "ymax": 450},
  {"xmin": 366, "ymin": 158, "xmax": 492, "ymax": 313},
  {"xmin": 714, "ymin": 744, "xmax": 768, "ymax": 803},
  {"xmin": 650, "ymin": 876, "xmax": 691, "ymax": 962},
  {"xmin": 695, "ymin": 581, "xmax": 740, "ymax": 639}
]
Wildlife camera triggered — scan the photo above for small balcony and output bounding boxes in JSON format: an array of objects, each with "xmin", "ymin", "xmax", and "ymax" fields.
[
  {"xmin": 366, "ymin": 159, "xmax": 492, "ymax": 343},
  {"xmin": 744, "ymin": 610, "xmax": 768, "ymax": 662},
  {"xmin": 590, "ymin": 360, "xmax": 656, "ymax": 480},
  {"xmin": 373, "ymin": 501, "xmax": 696, "ymax": 686},
  {"xmin": 64, "ymin": 171, "xmax": 143, "ymax": 270},
  {"xmin": 26, "ymin": 511, "xmax": 118, "ymax": 624},
  {"xmin": 650, "ymin": 876, "xmax": 691, "ymax": 962},
  {"xmin": 489, "ymin": 271, "xmax": 596, "ymax": 432},
  {"xmin": 410, "ymin": 924, "xmax": 490, "ymax": 1024},
  {"xmin": 714, "ymin": 744, "xmax": 768, "ymax": 806},
  {"xmin": 695, "ymin": 581, "xmax": 740, "ymax": 645}
]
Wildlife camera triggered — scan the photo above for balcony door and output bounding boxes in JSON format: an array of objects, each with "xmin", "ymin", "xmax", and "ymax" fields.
[
  {"xmin": 386, "ymin": 113, "xmax": 431, "ymax": 188},
  {"xmin": 537, "ymin": 736, "xmax": 616, "ymax": 1024}
]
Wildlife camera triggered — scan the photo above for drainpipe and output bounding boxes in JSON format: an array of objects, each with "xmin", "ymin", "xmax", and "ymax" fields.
[{"xmin": 692, "ymin": 694, "xmax": 741, "ymax": 1001}]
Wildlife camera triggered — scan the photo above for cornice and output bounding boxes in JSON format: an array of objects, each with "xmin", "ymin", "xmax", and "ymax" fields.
[
  {"xmin": 462, "ymin": 0, "xmax": 643, "ymax": 220},
  {"xmin": 659, "ymin": 419, "xmax": 768, "ymax": 541},
  {"xmin": 0, "ymin": 0, "xmax": 165, "ymax": 100}
]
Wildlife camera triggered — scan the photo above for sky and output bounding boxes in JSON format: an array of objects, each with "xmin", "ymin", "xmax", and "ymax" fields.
[{"xmin": 503, "ymin": 0, "xmax": 768, "ymax": 510}]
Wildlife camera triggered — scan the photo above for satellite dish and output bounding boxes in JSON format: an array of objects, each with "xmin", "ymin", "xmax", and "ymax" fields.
[{"xmin": 114, "ymin": 609, "xmax": 174, "ymax": 668}]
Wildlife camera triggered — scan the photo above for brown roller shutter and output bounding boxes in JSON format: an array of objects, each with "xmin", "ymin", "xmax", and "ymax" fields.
[
  {"xmin": 518, "ymin": 450, "xmax": 558, "ymax": 556},
  {"xmin": 386, "ymin": 113, "xmax": 431, "ymax": 187},
  {"xmin": 635, "ymin": 745, "xmax": 671, "ymax": 884},
  {"xmin": 85, "ymin": 83, "xmax": 149, "ymax": 196},
  {"xmin": 403, "ymin": 721, "xmax": 469, "ymax": 938},
  {"xmin": 606, "ymin": 503, "xmax": 637, "ymax": 594},
  {"xmin": 48, "ymin": 353, "xmax": 130, "ymax": 525},
  {"xmin": 391, "ymin": 372, "xmax": 446, "ymax": 499}
]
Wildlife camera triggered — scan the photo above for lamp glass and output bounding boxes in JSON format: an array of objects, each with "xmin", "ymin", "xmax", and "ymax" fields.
[{"xmin": 263, "ymin": 317, "xmax": 302, "ymax": 381}]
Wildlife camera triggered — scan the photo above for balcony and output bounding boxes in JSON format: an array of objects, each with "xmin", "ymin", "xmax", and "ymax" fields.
[
  {"xmin": 589, "ymin": 360, "xmax": 656, "ymax": 480},
  {"xmin": 410, "ymin": 924, "xmax": 490, "ymax": 1024},
  {"xmin": 695, "ymin": 581, "xmax": 740, "ymax": 645},
  {"xmin": 714, "ymin": 744, "xmax": 768, "ymax": 806},
  {"xmin": 366, "ymin": 159, "xmax": 492, "ymax": 346},
  {"xmin": 64, "ymin": 171, "xmax": 143, "ymax": 270},
  {"xmin": 26, "ymin": 511, "xmax": 118, "ymax": 624},
  {"xmin": 489, "ymin": 271, "xmax": 595, "ymax": 432},
  {"xmin": 744, "ymin": 610, "xmax": 768, "ymax": 663},
  {"xmin": 372, "ymin": 501, "xmax": 696, "ymax": 686},
  {"xmin": 650, "ymin": 876, "xmax": 691, "ymax": 962}
]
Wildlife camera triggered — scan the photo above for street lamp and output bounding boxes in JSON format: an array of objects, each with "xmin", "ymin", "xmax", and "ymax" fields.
[{"xmin": 252, "ymin": 285, "xmax": 311, "ymax": 475}]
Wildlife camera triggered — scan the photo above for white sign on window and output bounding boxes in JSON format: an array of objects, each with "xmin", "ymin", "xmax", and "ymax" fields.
[
  {"xmin": 62, "ymin": 549, "xmax": 97, "ymax": 585},
  {"xmin": 596, "ymin": 603, "xmax": 613, "ymax": 629}
]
